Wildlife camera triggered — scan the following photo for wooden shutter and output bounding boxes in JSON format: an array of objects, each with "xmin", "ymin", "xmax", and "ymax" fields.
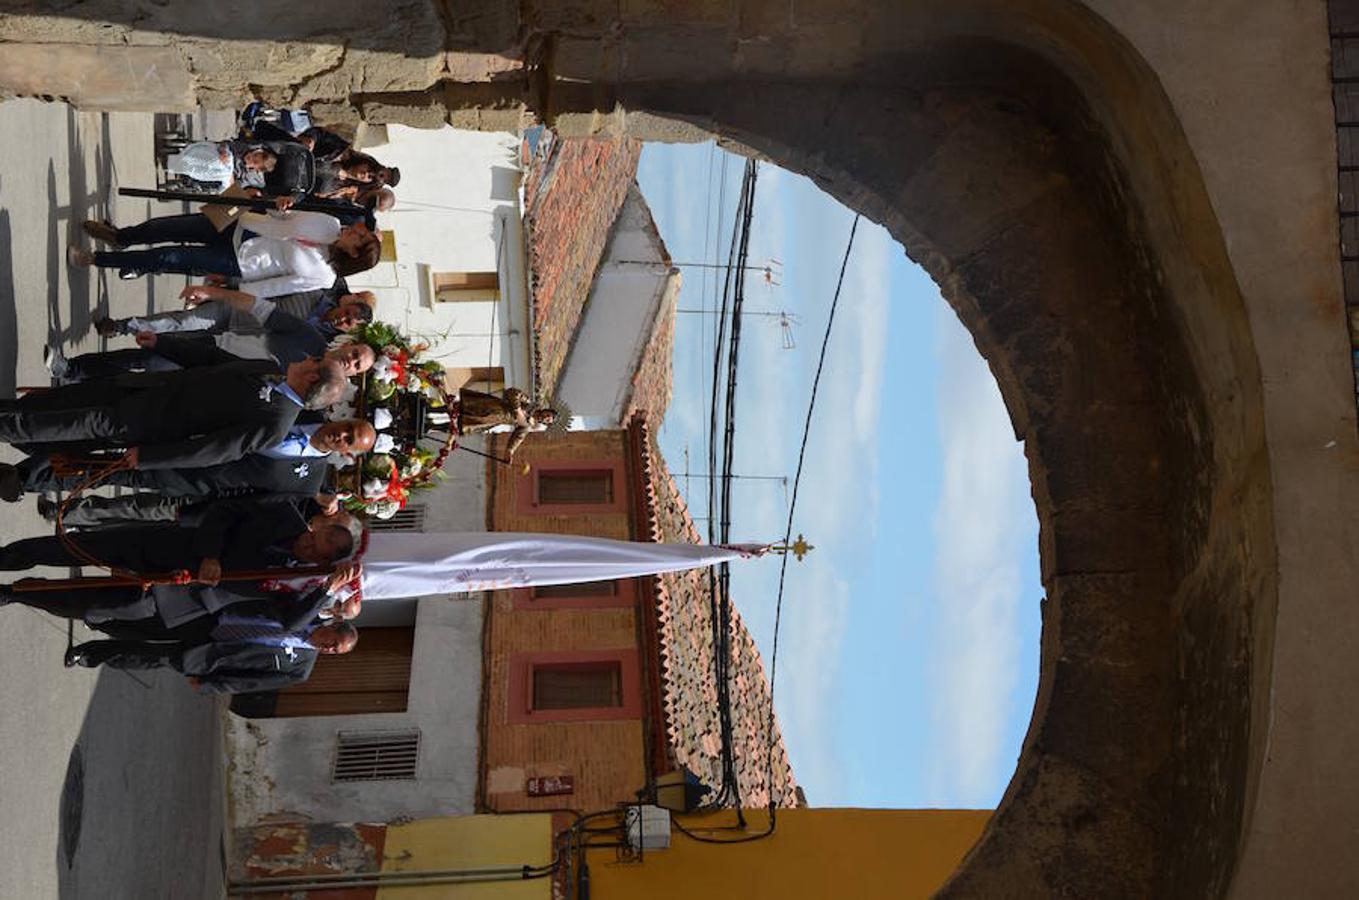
[
  {"xmin": 532, "ymin": 663, "xmax": 623, "ymax": 710},
  {"xmin": 532, "ymin": 581, "xmax": 618, "ymax": 600},
  {"xmin": 538, "ymin": 470, "xmax": 613, "ymax": 505},
  {"xmin": 446, "ymin": 365, "xmax": 506, "ymax": 394},
  {"xmin": 433, "ymin": 271, "xmax": 499, "ymax": 302},
  {"xmin": 269, "ymin": 627, "xmax": 415, "ymax": 717}
]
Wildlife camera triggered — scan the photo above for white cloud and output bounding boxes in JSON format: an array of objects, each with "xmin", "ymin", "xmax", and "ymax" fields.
[
  {"xmin": 773, "ymin": 564, "xmax": 852, "ymax": 800},
  {"xmin": 641, "ymin": 148, "xmax": 904, "ymax": 804},
  {"xmin": 928, "ymin": 305, "xmax": 1035, "ymax": 806},
  {"xmin": 847, "ymin": 227, "xmax": 891, "ymax": 445},
  {"xmin": 736, "ymin": 211, "xmax": 895, "ymax": 804}
]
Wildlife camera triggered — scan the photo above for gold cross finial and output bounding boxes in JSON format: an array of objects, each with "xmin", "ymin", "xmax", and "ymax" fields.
[{"xmin": 771, "ymin": 534, "xmax": 814, "ymax": 561}]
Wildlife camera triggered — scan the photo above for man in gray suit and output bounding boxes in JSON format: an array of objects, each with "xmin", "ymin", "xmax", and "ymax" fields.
[
  {"xmin": 0, "ymin": 417, "xmax": 375, "ymax": 511},
  {"xmin": 65, "ymin": 620, "xmax": 358, "ymax": 694}
]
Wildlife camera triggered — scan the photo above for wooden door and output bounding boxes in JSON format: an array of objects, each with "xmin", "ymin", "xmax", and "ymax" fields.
[{"xmin": 229, "ymin": 627, "xmax": 414, "ymax": 719}]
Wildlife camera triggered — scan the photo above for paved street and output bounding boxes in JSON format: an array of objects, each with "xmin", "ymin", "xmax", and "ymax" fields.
[{"xmin": 0, "ymin": 99, "xmax": 230, "ymax": 900}]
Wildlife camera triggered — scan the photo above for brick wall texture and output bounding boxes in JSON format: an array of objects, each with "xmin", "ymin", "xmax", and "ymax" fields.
[{"xmin": 482, "ymin": 429, "xmax": 649, "ymax": 812}]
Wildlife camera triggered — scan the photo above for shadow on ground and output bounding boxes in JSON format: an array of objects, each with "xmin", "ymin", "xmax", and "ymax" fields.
[
  {"xmin": 0, "ymin": 201, "xmax": 17, "ymax": 398},
  {"xmin": 47, "ymin": 108, "xmax": 110, "ymax": 350},
  {"xmin": 56, "ymin": 667, "xmax": 224, "ymax": 899}
]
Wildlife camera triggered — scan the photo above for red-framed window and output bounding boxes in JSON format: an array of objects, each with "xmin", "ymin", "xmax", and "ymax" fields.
[
  {"xmin": 506, "ymin": 649, "xmax": 641, "ymax": 724},
  {"xmin": 510, "ymin": 578, "xmax": 636, "ymax": 611},
  {"xmin": 516, "ymin": 460, "xmax": 627, "ymax": 516}
]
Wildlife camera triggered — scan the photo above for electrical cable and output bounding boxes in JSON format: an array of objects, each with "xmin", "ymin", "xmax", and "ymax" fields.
[
  {"xmin": 673, "ymin": 212, "xmax": 861, "ymax": 845},
  {"xmin": 699, "ymin": 158, "xmax": 757, "ymax": 814}
]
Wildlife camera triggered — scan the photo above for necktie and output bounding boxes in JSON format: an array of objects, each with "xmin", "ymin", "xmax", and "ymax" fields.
[
  {"xmin": 212, "ymin": 618, "xmax": 284, "ymax": 641},
  {"xmin": 277, "ymin": 428, "xmax": 310, "ymax": 456}
]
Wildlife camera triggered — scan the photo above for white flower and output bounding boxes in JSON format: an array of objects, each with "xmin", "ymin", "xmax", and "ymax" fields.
[
  {"xmin": 362, "ymin": 477, "xmax": 387, "ymax": 499},
  {"xmin": 371, "ymin": 354, "xmax": 399, "ymax": 383},
  {"xmin": 258, "ymin": 384, "xmax": 274, "ymax": 401},
  {"xmin": 372, "ymin": 407, "xmax": 394, "ymax": 430},
  {"xmin": 292, "ymin": 463, "xmax": 310, "ymax": 479},
  {"xmin": 373, "ymin": 433, "xmax": 396, "ymax": 454},
  {"xmin": 371, "ymin": 499, "xmax": 401, "ymax": 519}
]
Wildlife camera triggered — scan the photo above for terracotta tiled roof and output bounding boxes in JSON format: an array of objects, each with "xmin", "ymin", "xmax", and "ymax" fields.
[
  {"xmin": 635, "ymin": 423, "xmax": 798, "ymax": 808},
  {"xmin": 523, "ymin": 135, "xmax": 642, "ymax": 400}
]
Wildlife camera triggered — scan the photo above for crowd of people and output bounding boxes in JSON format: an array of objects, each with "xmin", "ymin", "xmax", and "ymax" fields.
[{"xmin": 0, "ymin": 111, "xmax": 445, "ymax": 695}]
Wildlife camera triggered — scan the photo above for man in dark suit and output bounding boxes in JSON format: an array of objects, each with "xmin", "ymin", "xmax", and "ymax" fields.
[
  {"xmin": 54, "ymin": 285, "xmax": 376, "ymax": 379},
  {"xmin": 0, "ymin": 356, "xmax": 347, "ymax": 471},
  {"xmin": 0, "ymin": 417, "xmax": 375, "ymax": 507},
  {"xmin": 64, "ymin": 621, "xmax": 358, "ymax": 694},
  {"xmin": 0, "ymin": 496, "xmax": 356, "ymax": 627}
]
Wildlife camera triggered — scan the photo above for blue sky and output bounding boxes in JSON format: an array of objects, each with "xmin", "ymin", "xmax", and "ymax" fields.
[{"xmin": 637, "ymin": 143, "xmax": 1044, "ymax": 810}]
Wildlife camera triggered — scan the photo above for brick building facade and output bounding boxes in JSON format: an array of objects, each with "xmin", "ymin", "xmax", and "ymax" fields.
[{"xmin": 478, "ymin": 420, "xmax": 797, "ymax": 817}]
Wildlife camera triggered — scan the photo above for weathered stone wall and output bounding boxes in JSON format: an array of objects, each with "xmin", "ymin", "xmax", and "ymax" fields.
[
  {"xmin": 0, "ymin": 1, "xmax": 522, "ymax": 118},
  {"xmin": 0, "ymin": 1, "xmax": 1353, "ymax": 897}
]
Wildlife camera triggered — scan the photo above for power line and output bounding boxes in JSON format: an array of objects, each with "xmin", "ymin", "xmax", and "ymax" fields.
[
  {"xmin": 764, "ymin": 213, "xmax": 860, "ymax": 819},
  {"xmin": 703, "ymin": 157, "xmax": 758, "ymax": 812},
  {"xmin": 673, "ymin": 212, "xmax": 861, "ymax": 848}
]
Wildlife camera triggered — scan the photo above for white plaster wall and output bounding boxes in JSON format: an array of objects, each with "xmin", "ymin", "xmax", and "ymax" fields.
[
  {"xmin": 225, "ymin": 595, "xmax": 484, "ymax": 825},
  {"xmin": 225, "ymin": 450, "xmax": 489, "ymax": 826},
  {"xmin": 409, "ymin": 440, "xmax": 489, "ymax": 533},
  {"xmin": 555, "ymin": 188, "xmax": 675, "ymax": 422},
  {"xmin": 348, "ymin": 124, "xmax": 533, "ymax": 388}
]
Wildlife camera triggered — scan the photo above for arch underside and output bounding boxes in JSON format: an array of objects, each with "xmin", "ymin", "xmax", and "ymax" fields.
[
  {"xmin": 567, "ymin": 39, "xmax": 1271, "ymax": 899},
  {"xmin": 0, "ymin": 2, "xmax": 1279, "ymax": 895}
]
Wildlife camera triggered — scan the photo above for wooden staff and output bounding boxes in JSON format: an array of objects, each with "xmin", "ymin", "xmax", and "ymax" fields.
[
  {"xmin": 454, "ymin": 443, "xmax": 513, "ymax": 466},
  {"xmin": 10, "ymin": 566, "xmax": 335, "ymax": 593},
  {"xmin": 117, "ymin": 187, "xmax": 361, "ymax": 216}
]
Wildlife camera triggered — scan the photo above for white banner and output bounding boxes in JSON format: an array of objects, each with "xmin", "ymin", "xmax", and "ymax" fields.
[{"xmin": 359, "ymin": 532, "xmax": 765, "ymax": 600}]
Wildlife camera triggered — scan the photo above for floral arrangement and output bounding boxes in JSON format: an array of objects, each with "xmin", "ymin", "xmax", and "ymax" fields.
[{"xmin": 333, "ymin": 322, "xmax": 458, "ymax": 519}]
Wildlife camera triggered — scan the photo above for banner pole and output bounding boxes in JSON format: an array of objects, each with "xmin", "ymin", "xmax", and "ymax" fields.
[
  {"xmin": 10, "ymin": 565, "xmax": 334, "ymax": 594},
  {"xmin": 116, "ymin": 187, "xmax": 361, "ymax": 216}
]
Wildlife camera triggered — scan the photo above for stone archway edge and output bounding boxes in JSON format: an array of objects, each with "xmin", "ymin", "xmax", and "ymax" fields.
[{"xmin": 0, "ymin": 1, "xmax": 1355, "ymax": 896}]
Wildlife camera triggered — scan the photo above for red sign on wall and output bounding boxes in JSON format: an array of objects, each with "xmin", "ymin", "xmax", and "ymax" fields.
[{"xmin": 527, "ymin": 775, "xmax": 575, "ymax": 797}]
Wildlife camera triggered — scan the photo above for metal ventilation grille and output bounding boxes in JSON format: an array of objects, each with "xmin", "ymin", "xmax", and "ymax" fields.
[
  {"xmin": 332, "ymin": 730, "xmax": 420, "ymax": 782},
  {"xmin": 366, "ymin": 505, "xmax": 427, "ymax": 533}
]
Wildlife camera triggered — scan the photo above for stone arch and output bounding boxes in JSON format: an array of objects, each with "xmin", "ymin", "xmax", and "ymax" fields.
[
  {"xmin": 531, "ymin": 10, "xmax": 1272, "ymax": 897},
  {"xmin": 0, "ymin": 1, "xmax": 1284, "ymax": 895}
]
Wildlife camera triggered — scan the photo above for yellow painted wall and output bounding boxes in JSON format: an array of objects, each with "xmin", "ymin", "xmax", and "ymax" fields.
[
  {"xmin": 377, "ymin": 814, "xmax": 554, "ymax": 899},
  {"xmin": 586, "ymin": 808, "xmax": 990, "ymax": 900}
]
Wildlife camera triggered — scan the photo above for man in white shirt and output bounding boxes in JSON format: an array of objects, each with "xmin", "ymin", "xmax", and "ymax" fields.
[{"xmin": 68, "ymin": 210, "xmax": 381, "ymax": 297}]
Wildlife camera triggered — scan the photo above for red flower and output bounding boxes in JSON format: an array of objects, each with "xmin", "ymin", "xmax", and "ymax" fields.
[{"xmin": 385, "ymin": 466, "xmax": 409, "ymax": 508}]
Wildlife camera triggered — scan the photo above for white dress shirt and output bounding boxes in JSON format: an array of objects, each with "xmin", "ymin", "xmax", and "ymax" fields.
[{"xmin": 233, "ymin": 211, "xmax": 341, "ymax": 298}]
